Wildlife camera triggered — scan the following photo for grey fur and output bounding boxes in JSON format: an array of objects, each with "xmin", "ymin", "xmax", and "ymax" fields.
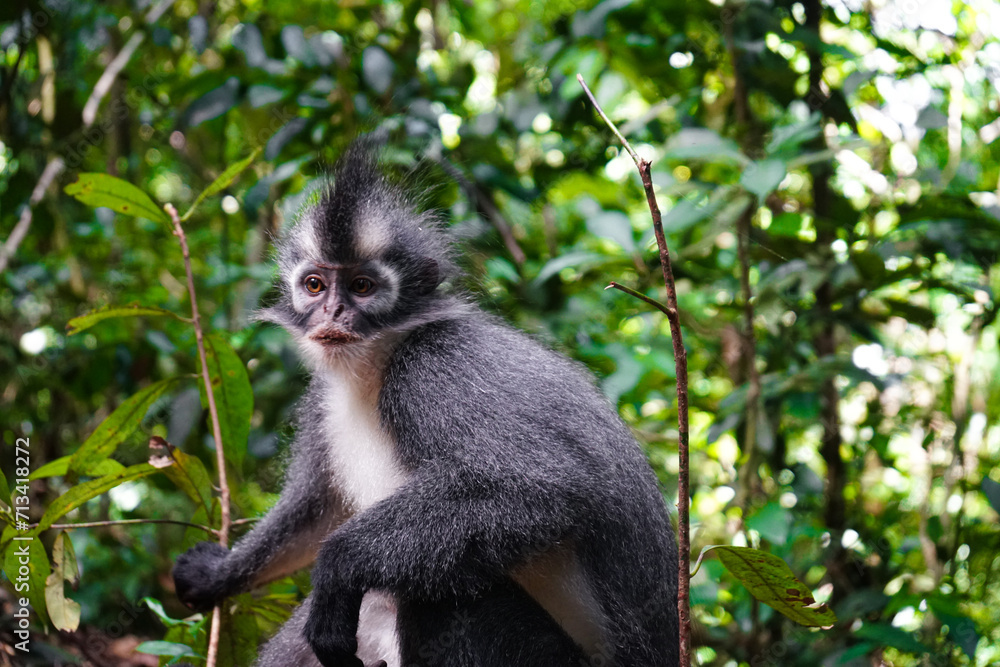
[{"xmin": 172, "ymin": 140, "xmax": 679, "ymax": 667}]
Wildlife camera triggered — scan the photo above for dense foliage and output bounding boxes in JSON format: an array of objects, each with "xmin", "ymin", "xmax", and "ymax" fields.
[{"xmin": 2, "ymin": 0, "xmax": 999, "ymax": 665}]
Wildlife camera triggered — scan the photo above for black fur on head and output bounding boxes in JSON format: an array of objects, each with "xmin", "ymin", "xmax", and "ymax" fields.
[{"xmin": 258, "ymin": 138, "xmax": 461, "ymax": 345}]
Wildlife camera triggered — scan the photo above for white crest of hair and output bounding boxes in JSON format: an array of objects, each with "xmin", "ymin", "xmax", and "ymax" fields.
[{"xmin": 352, "ymin": 209, "xmax": 394, "ymax": 258}]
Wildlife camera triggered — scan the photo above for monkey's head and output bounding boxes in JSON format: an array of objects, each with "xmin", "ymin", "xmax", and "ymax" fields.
[{"xmin": 259, "ymin": 140, "xmax": 457, "ymax": 368}]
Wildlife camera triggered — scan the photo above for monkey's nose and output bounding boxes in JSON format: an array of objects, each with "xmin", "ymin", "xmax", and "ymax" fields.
[{"xmin": 332, "ymin": 304, "xmax": 345, "ymax": 319}]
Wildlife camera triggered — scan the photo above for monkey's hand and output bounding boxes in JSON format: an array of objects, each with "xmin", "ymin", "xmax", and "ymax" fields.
[
  {"xmin": 173, "ymin": 541, "xmax": 237, "ymax": 612},
  {"xmin": 303, "ymin": 582, "xmax": 365, "ymax": 667}
]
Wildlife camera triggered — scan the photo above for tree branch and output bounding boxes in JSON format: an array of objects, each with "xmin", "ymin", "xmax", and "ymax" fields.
[
  {"xmin": 46, "ymin": 518, "xmax": 219, "ymax": 537},
  {"xmin": 0, "ymin": 157, "xmax": 65, "ymax": 272},
  {"xmin": 579, "ymin": 73, "xmax": 692, "ymax": 666},
  {"xmin": 165, "ymin": 202, "xmax": 230, "ymax": 667}
]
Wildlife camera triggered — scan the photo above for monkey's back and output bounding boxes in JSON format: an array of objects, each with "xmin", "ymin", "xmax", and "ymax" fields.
[{"xmin": 379, "ymin": 308, "xmax": 679, "ymax": 665}]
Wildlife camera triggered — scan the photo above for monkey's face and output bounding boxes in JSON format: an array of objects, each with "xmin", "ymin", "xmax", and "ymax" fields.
[
  {"xmin": 260, "ymin": 141, "xmax": 453, "ymax": 369},
  {"xmin": 268, "ymin": 216, "xmax": 442, "ymax": 370},
  {"xmin": 286, "ymin": 257, "xmax": 399, "ymax": 363}
]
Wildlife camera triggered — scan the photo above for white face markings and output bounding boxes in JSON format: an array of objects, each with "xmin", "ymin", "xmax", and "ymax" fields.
[{"xmin": 358, "ymin": 259, "xmax": 399, "ymax": 316}]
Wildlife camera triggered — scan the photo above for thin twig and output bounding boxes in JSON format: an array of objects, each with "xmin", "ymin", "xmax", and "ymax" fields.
[
  {"xmin": 165, "ymin": 202, "xmax": 230, "ymax": 667},
  {"xmin": 606, "ymin": 282, "xmax": 675, "ymax": 318},
  {"xmin": 579, "ymin": 73, "xmax": 692, "ymax": 666},
  {"xmin": 46, "ymin": 518, "xmax": 219, "ymax": 537}
]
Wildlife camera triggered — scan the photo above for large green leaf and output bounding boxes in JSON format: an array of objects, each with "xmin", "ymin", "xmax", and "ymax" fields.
[
  {"xmin": 44, "ymin": 532, "xmax": 81, "ymax": 632},
  {"xmin": 715, "ymin": 546, "xmax": 837, "ymax": 627},
  {"xmin": 198, "ymin": 334, "xmax": 252, "ymax": 470},
  {"xmin": 69, "ymin": 377, "xmax": 184, "ymax": 475},
  {"xmin": 64, "ymin": 173, "xmax": 169, "ymax": 224},
  {"xmin": 67, "ymin": 304, "xmax": 186, "ymax": 335},
  {"xmin": 37, "ymin": 464, "xmax": 159, "ymax": 532}
]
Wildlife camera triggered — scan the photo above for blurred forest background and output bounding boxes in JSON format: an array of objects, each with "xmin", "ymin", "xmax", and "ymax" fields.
[{"xmin": 2, "ymin": 0, "xmax": 999, "ymax": 665}]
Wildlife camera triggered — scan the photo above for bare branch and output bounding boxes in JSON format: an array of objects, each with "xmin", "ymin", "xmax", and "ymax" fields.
[
  {"xmin": 165, "ymin": 202, "xmax": 230, "ymax": 667},
  {"xmin": 0, "ymin": 157, "xmax": 65, "ymax": 272},
  {"xmin": 47, "ymin": 518, "xmax": 219, "ymax": 537},
  {"xmin": 606, "ymin": 281, "xmax": 675, "ymax": 319},
  {"xmin": 580, "ymin": 74, "xmax": 692, "ymax": 666}
]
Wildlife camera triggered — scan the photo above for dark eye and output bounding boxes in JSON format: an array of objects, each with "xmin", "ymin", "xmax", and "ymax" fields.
[
  {"xmin": 350, "ymin": 277, "xmax": 375, "ymax": 295},
  {"xmin": 304, "ymin": 275, "xmax": 325, "ymax": 294}
]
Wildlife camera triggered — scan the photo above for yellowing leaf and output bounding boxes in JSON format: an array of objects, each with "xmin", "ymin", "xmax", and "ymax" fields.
[
  {"xmin": 45, "ymin": 532, "xmax": 81, "ymax": 632},
  {"xmin": 715, "ymin": 546, "xmax": 837, "ymax": 627}
]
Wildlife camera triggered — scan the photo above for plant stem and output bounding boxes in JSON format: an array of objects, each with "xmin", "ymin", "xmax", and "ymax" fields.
[
  {"xmin": 579, "ymin": 74, "xmax": 692, "ymax": 666},
  {"xmin": 47, "ymin": 518, "xmax": 219, "ymax": 536},
  {"xmin": 165, "ymin": 202, "xmax": 230, "ymax": 667}
]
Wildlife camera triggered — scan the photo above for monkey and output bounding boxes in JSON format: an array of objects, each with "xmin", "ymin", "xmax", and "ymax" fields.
[{"xmin": 171, "ymin": 138, "xmax": 679, "ymax": 667}]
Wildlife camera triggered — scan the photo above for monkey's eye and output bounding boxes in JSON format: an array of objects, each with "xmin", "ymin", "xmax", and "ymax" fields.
[
  {"xmin": 304, "ymin": 275, "xmax": 325, "ymax": 294},
  {"xmin": 350, "ymin": 277, "xmax": 375, "ymax": 295}
]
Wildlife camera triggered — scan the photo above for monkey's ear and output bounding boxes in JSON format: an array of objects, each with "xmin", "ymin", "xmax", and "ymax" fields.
[
  {"xmin": 413, "ymin": 258, "xmax": 440, "ymax": 295},
  {"xmin": 251, "ymin": 306, "xmax": 290, "ymax": 326}
]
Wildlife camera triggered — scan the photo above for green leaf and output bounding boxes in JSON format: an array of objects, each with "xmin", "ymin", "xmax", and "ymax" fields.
[
  {"xmin": 850, "ymin": 250, "xmax": 886, "ymax": 283},
  {"xmin": 661, "ymin": 199, "xmax": 713, "ymax": 234},
  {"xmin": 982, "ymin": 477, "xmax": 1000, "ymax": 516},
  {"xmin": 740, "ymin": 159, "xmax": 787, "ymax": 200},
  {"xmin": 182, "ymin": 147, "xmax": 262, "ymax": 221},
  {"xmin": 143, "ymin": 597, "xmax": 197, "ymax": 628},
  {"xmin": 69, "ymin": 377, "xmax": 184, "ymax": 476},
  {"xmin": 746, "ymin": 502, "xmax": 791, "ymax": 545},
  {"xmin": 44, "ymin": 532, "xmax": 81, "ymax": 631},
  {"xmin": 64, "ymin": 173, "xmax": 169, "ymax": 224},
  {"xmin": 0, "ymin": 469, "xmax": 9, "ymax": 507},
  {"xmin": 663, "ymin": 128, "xmax": 748, "ymax": 165},
  {"xmin": 198, "ymin": 334, "xmax": 252, "ymax": 470},
  {"xmin": 3, "ymin": 533, "xmax": 51, "ymax": 629},
  {"xmin": 135, "ymin": 640, "xmax": 200, "ymax": 658},
  {"xmin": 67, "ymin": 303, "xmax": 185, "ymax": 335},
  {"xmin": 586, "ymin": 211, "xmax": 636, "ymax": 253},
  {"xmin": 37, "ymin": 464, "xmax": 159, "ymax": 532},
  {"xmin": 853, "ymin": 623, "xmax": 928, "ymax": 654},
  {"xmin": 531, "ymin": 251, "xmax": 609, "ymax": 288},
  {"xmin": 31, "ymin": 456, "xmax": 125, "ymax": 480},
  {"xmin": 714, "ymin": 546, "xmax": 837, "ymax": 627}
]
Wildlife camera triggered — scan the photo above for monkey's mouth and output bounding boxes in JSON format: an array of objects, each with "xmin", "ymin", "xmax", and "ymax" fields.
[{"xmin": 311, "ymin": 329, "xmax": 362, "ymax": 346}]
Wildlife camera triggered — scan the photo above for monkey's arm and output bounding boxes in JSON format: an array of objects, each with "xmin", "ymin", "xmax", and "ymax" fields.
[
  {"xmin": 173, "ymin": 433, "xmax": 345, "ymax": 611},
  {"xmin": 304, "ymin": 461, "xmax": 587, "ymax": 666}
]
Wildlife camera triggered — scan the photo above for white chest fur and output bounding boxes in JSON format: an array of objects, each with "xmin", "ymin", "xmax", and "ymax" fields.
[
  {"xmin": 320, "ymin": 363, "xmax": 406, "ymax": 666},
  {"xmin": 321, "ymin": 365, "xmax": 408, "ymax": 512}
]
